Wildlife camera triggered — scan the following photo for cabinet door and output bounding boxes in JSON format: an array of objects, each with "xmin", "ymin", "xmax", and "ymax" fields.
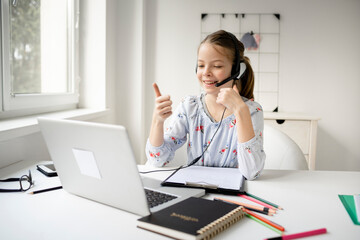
[{"xmin": 264, "ymin": 120, "xmax": 310, "ymax": 155}]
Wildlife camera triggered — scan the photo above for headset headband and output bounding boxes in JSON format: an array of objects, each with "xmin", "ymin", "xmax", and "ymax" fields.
[{"xmin": 225, "ymin": 31, "xmax": 241, "ymax": 79}]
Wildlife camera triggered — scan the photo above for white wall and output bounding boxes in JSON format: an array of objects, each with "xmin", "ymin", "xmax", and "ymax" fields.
[
  {"xmin": 1, "ymin": 0, "xmax": 359, "ymax": 171},
  {"xmin": 0, "ymin": 132, "xmax": 50, "ymax": 168},
  {"xmin": 111, "ymin": 0, "xmax": 146, "ymax": 163},
  {"xmin": 143, "ymin": 0, "xmax": 360, "ymax": 170}
]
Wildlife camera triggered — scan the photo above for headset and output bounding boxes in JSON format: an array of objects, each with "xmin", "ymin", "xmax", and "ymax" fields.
[{"xmin": 196, "ymin": 31, "xmax": 247, "ymax": 88}]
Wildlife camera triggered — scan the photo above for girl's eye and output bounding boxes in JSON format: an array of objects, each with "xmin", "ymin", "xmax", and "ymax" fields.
[
  {"xmin": 214, "ymin": 66, "xmax": 223, "ymax": 68},
  {"xmin": 198, "ymin": 65, "xmax": 204, "ymax": 68}
]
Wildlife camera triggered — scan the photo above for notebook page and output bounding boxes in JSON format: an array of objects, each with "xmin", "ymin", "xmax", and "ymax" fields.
[
  {"xmin": 355, "ymin": 194, "xmax": 360, "ymax": 223},
  {"xmin": 166, "ymin": 166, "xmax": 243, "ymax": 190}
]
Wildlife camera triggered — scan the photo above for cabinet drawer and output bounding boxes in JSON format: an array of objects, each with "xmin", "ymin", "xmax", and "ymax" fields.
[{"xmin": 264, "ymin": 120, "xmax": 310, "ymax": 154}]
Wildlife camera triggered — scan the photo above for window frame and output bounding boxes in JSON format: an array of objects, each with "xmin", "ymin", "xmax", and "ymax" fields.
[{"xmin": 0, "ymin": 0, "xmax": 80, "ymax": 119}]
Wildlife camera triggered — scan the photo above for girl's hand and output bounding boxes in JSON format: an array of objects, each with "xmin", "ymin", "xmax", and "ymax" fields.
[
  {"xmin": 152, "ymin": 83, "xmax": 172, "ymax": 123},
  {"xmin": 216, "ymin": 84, "xmax": 246, "ymax": 113}
]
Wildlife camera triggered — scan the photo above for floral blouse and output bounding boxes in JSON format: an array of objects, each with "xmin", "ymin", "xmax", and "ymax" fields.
[{"xmin": 145, "ymin": 93, "xmax": 266, "ymax": 180}]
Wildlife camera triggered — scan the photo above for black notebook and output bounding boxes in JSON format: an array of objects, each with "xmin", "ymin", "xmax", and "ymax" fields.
[{"xmin": 137, "ymin": 197, "xmax": 244, "ymax": 240}]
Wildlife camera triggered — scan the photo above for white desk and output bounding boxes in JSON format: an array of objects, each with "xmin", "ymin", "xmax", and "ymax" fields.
[{"xmin": 0, "ymin": 161, "xmax": 359, "ymax": 240}]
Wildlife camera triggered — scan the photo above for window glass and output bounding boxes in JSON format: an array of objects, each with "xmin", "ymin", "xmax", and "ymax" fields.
[{"xmin": 9, "ymin": 0, "xmax": 70, "ymax": 95}]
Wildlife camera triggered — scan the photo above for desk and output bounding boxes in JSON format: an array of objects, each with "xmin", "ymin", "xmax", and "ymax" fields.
[{"xmin": 0, "ymin": 161, "xmax": 359, "ymax": 240}]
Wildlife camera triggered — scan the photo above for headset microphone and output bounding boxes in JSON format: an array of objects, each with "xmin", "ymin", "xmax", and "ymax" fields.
[
  {"xmin": 214, "ymin": 76, "xmax": 234, "ymax": 87},
  {"xmin": 215, "ymin": 62, "xmax": 247, "ymax": 87}
]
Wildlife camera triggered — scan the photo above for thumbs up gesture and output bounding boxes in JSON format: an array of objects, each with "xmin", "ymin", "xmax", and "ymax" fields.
[{"xmin": 152, "ymin": 83, "xmax": 173, "ymax": 123}]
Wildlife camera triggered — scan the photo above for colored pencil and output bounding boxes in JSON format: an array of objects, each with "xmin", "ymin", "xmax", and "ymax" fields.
[
  {"xmin": 28, "ymin": 186, "xmax": 63, "ymax": 194},
  {"xmin": 245, "ymin": 214, "xmax": 283, "ymax": 235},
  {"xmin": 246, "ymin": 192, "xmax": 283, "ymax": 210},
  {"xmin": 265, "ymin": 228, "xmax": 327, "ymax": 240},
  {"xmin": 215, "ymin": 198, "xmax": 274, "ymax": 216},
  {"xmin": 244, "ymin": 209, "xmax": 285, "ymax": 232},
  {"xmin": 214, "ymin": 197, "xmax": 276, "ymax": 214},
  {"xmin": 239, "ymin": 194, "xmax": 276, "ymax": 210},
  {"xmin": 244, "ymin": 206, "xmax": 274, "ymax": 216}
]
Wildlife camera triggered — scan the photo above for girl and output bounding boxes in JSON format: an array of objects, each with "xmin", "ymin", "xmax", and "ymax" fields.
[{"xmin": 146, "ymin": 30, "xmax": 265, "ymax": 180}]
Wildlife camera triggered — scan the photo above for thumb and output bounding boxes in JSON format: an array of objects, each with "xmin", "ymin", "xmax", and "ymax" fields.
[
  {"xmin": 233, "ymin": 83, "xmax": 239, "ymax": 94},
  {"xmin": 152, "ymin": 83, "xmax": 162, "ymax": 97}
]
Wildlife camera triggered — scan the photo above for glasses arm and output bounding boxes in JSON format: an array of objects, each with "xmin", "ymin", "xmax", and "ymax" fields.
[
  {"xmin": 0, "ymin": 178, "xmax": 21, "ymax": 182},
  {"xmin": 0, "ymin": 188, "xmax": 22, "ymax": 192},
  {"xmin": 0, "ymin": 170, "xmax": 33, "ymax": 192}
]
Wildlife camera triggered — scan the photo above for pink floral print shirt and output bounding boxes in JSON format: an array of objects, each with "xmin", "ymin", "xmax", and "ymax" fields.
[{"xmin": 146, "ymin": 94, "xmax": 265, "ymax": 180}]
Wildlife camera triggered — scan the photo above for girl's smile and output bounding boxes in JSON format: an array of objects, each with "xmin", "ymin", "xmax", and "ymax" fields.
[{"xmin": 202, "ymin": 80, "xmax": 218, "ymax": 87}]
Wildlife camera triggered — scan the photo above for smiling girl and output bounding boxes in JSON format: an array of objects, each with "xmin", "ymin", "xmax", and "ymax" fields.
[{"xmin": 146, "ymin": 30, "xmax": 265, "ymax": 180}]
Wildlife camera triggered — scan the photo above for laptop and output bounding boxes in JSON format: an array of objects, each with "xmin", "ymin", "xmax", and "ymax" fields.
[{"xmin": 38, "ymin": 118, "xmax": 205, "ymax": 216}]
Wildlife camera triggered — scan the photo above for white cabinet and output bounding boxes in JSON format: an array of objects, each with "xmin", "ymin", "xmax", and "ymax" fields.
[{"xmin": 264, "ymin": 112, "xmax": 320, "ymax": 170}]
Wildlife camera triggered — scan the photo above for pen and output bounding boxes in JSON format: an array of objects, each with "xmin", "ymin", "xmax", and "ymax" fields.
[
  {"xmin": 239, "ymin": 194, "xmax": 277, "ymax": 210},
  {"xmin": 214, "ymin": 197, "xmax": 276, "ymax": 214},
  {"xmin": 244, "ymin": 209, "xmax": 285, "ymax": 232},
  {"xmin": 28, "ymin": 186, "xmax": 62, "ymax": 194},
  {"xmin": 242, "ymin": 206, "xmax": 274, "ymax": 216},
  {"xmin": 246, "ymin": 214, "xmax": 283, "ymax": 235},
  {"xmin": 246, "ymin": 192, "xmax": 283, "ymax": 210},
  {"xmin": 265, "ymin": 228, "xmax": 327, "ymax": 240},
  {"xmin": 215, "ymin": 198, "xmax": 274, "ymax": 216}
]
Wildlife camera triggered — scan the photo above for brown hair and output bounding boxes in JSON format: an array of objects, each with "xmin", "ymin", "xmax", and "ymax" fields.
[{"xmin": 199, "ymin": 30, "xmax": 254, "ymax": 100}]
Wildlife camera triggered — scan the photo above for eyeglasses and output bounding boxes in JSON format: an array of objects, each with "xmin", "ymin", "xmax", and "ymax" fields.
[{"xmin": 0, "ymin": 170, "xmax": 34, "ymax": 192}]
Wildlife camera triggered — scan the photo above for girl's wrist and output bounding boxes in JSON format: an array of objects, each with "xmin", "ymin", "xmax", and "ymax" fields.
[
  {"xmin": 234, "ymin": 102, "xmax": 249, "ymax": 118},
  {"xmin": 152, "ymin": 111, "xmax": 165, "ymax": 124},
  {"xmin": 152, "ymin": 118, "xmax": 165, "ymax": 127}
]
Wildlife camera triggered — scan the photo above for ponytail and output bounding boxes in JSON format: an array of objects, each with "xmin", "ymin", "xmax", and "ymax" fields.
[{"xmin": 235, "ymin": 56, "xmax": 254, "ymax": 100}]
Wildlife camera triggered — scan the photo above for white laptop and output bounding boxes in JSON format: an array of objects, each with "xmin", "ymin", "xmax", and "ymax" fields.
[{"xmin": 38, "ymin": 118, "xmax": 205, "ymax": 216}]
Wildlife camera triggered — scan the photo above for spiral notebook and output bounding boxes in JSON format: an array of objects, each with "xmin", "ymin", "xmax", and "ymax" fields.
[{"xmin": 137, "ymin": 197, "xmax": 244, "ymax": 240}]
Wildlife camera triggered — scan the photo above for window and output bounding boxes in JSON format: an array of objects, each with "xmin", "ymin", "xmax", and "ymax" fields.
[{"xmin": 0, "ymin": 0, "xmax": 79, "ymax": 119}]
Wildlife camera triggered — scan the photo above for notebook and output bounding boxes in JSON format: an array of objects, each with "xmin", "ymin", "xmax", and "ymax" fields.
[
  {"xmin": 137, "ymin": 197, "xmax": 244, "ymax": 240},
  {"xmin": 338, "ymin": 194, "xmax": 360, "ymax": 225},
  {"xmin": 38, "ymin": 118, "xmax": 205, "ymax": 216},
  {"xmin": 162, "ymin": 165, "xmax": 246, "ymax": 194}
]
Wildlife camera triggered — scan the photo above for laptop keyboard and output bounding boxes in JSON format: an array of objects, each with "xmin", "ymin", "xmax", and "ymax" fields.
[{"xmin": 145, "ymin": 189, "xmax": 178, "ymax": 208}]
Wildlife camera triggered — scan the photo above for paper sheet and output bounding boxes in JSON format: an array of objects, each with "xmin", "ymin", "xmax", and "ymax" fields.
[
  {"xmin": 354, "ymin": 194, "xmax": 360, "ymax": 223},
  {"xmin": 165, "ymin": 166, "xmax": 243, "ymax": 190},
  {"xmin": 338, "ymin": 194, "xmax": 360, "ymax": 225}
]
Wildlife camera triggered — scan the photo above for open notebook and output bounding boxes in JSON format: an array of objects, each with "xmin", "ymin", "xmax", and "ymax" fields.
[{"xmin": 162, "ymin": 165, "xmax": 246, "ymax": 194}]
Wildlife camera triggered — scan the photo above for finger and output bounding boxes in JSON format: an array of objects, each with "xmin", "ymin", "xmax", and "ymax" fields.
[
  {"xmin": 159, "ymin": 106, "xmax": 172, "ymax": 115},
  {"xmin": 156, "ymin": 100, "xmax": 172, "ymax": 110},
  {"xmin": 153, "ymin": 83, "xmax": 162, "ymax": 97},
  {"xmin": 155, "ymin": 95, "xmax": 171, "ymax": 105},
  {"xmin": 162, "ymin": 111, "xmax": 173, "ymax": 119}
]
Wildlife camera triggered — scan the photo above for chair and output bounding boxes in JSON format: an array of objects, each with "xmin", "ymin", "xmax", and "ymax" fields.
[{"xmin": 263, "ymin": 124, "xmax": 309, "ymax": 170}]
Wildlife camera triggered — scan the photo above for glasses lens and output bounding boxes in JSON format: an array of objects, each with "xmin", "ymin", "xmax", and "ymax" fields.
[{"xmin": 20, "ymin": 176, "xmax": 31, "ymax": 191}]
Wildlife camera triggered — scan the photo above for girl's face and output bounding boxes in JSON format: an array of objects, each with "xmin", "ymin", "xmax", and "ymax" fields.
[{"xmin": 197, "ymin": 43, "xmax": 233, "ymax": 94}]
